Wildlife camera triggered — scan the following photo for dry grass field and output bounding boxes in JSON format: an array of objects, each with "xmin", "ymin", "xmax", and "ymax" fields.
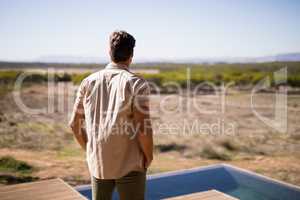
[{"xmin": 0, "ymin": 82, "xmax": 300, "ymax": 186}]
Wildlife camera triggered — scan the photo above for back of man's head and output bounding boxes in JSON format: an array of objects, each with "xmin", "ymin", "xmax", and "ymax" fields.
[{"xmin": 109, "ymin": 31, "xmax": 136, "ymax": 63}]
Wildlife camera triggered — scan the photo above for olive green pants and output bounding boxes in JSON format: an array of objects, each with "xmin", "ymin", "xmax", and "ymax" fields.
[{"xmin": 92, "ymin": 171, "xmax": 146, "ymax": 200}]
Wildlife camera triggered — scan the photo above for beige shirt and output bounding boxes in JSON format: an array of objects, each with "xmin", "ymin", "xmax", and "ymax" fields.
[{"xmin": 70, "ymin": 63, "xmax": 150, "ymax": 179}]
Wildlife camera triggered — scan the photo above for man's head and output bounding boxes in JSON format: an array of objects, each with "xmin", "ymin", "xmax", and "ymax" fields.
[{"xmin": 109, "ymin": 31, "xmax": 136, "ymax": 65}]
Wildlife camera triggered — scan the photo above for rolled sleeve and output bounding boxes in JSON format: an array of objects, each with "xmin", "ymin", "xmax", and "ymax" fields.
[
  {"xmin": 132, "ymin": 78, "xmax": 150, "ymax": 114},
  {"xmin": 69, "ymin": 79, "xmax": 87, "ymax": 127}
]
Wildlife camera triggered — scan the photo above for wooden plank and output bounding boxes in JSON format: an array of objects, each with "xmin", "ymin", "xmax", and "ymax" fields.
[
  {"xmin": 163, "ymin": 189, "xmax": 239, "ymax": 200},
  {"xmin": 0, "ymin": 178, "xmax": 87, "ymax": 200}
]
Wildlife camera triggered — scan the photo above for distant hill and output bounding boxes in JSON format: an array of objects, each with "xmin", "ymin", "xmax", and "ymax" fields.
[
  {"xmin": 272, "ymin": 53, "xmax": 300, "ymax": 62},
  {"xmin": 172, "ymin": 53, "xmax": 300, "ymax": 64},
  {"xmin": 34, "ymin": 53, "xmax": 300, "ymax": 64},
  {"xmin": 37, "ymin": 55, "xmax": 107, "ymax": 64}
]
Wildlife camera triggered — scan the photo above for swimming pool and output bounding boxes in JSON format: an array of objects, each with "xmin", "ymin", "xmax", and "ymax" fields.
[{"xmin": 76, "ymin": 164, "xmax": 300, "ymax": 200}]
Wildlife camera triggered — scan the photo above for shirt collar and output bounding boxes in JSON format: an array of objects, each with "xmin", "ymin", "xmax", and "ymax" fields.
[{"xmin": 105, "ymin": 62, "xmax": 129, "ymax": 71}]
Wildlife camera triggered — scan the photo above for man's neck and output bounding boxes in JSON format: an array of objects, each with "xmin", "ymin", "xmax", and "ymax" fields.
[{"xmin": 112, "ymin": 61, "xmax": 130, "ymax": 69}]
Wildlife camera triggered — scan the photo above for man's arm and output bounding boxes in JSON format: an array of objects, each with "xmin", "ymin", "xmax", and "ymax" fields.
[
  {"xmin": 69, "ymin": 80, "xmax": 88, "ymax": 151},
  {"xmin": 69, "ymin": 112, "xmax": 87, "ymax": 151},
  {"xmin": 133, "ymin": 83, "xmax": 153, "ymax": 169}
]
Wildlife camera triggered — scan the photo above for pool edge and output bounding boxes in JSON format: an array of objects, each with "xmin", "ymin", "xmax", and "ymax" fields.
[{"xmin": 75, "ymin": 163, "xmax": 300, "ymax": 193}]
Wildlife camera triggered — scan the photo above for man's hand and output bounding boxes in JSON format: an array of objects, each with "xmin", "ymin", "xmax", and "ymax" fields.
[
  {"xmin": 138, "ymin": 131, "xmax": 153, "ymax": 169},
  {"xmin": 144, "ymin": 153, "xmax": 153, "ymax": 169}
]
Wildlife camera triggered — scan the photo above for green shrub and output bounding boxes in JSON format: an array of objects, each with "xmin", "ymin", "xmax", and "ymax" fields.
[
  {"xmin": 141, "ymin": 74, "xmax": 164, "ymax": 87},
  {"xmin": 26, "ymin": 73, "xmax": 48, "ymax": 82},
  {"xmin": 288, "ymin": 74, "xmax": 300, "ymax": 87},
  {"xmin": 0, "ymin": 156, "xmax": 34, "ymax": 174},
  {"xmin": 71, "ymin": 73, "xmax": 91, "ymax": 85},
  {"xmin": 0, "ymin": 71, "xmax": 73, "ymax": 84},
  {"xmin": 219, "ymin": 139, "xmax": 242, "ymax": 151},
  {"xmin": 200, "ymin": 145, "xmax": 233, "ymax": 161},
  {"xmin": 155, "ymin": 143, "xmax": 187, "ymax": 153},
  {"xmin": 0, "ymin": 71, "xmax": 21, "ymax": 83},
  {"xmin": 55, "ymin": 73, "xmax": 72, "ymax": 82}
]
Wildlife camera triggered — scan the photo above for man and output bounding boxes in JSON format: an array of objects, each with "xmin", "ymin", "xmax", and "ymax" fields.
[{"xmin": 69, "ymin": 31, "xmax": 153, "ymax": 200}]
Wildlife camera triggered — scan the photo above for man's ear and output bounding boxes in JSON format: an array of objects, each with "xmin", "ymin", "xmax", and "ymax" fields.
[
  {"xmin": 108, "ymin": 48, "xmax": 112, "ymax": 58},
  {"xmin": 128, "ymin": 54, "xmax": 133, "ymax": 64}
]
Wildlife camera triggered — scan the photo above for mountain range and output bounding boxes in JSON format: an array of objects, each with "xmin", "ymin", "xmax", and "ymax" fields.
[{"xmin": 36, "ymin": 53, "xmax": 300, "ymax": 64}]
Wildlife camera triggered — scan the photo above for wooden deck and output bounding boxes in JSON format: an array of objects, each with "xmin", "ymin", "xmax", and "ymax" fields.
[
  {"xmin": 163, "ymin": 189, "xmax": 239, "ymax": 200},
  {"xmin": 0, "ymin": 178, "xmax": 87, "ymax": 200}
]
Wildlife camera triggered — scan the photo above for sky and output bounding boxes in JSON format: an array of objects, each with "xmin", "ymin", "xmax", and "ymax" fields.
[{"xmin": 0, "ymin": 0, "xmax": 300, "ymax": 62}]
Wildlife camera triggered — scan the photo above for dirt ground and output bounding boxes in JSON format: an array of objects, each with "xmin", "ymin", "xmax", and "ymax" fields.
[{"xmin": 0, "ymin": 83, "xmax": 300, "ymax": 186}]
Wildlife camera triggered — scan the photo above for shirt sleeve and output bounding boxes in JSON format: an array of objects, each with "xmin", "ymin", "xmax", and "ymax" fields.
[
  {"xmin": 68, "ymin": 79, "xmax": 87, "ymax": 126},
  {"xmin": 132, "ymin": 78, "xmax": 151, "ymax": 113}
]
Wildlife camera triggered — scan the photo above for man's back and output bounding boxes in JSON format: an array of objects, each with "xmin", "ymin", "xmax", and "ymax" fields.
[{"xmin": 78, "ymin": 63, "xmax": 149, "ymax": 179}]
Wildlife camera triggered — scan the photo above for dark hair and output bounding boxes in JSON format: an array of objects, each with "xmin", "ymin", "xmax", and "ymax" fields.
[{"xmin": 109, "ymin": 31, "xmax": 136, "ymax": 62}]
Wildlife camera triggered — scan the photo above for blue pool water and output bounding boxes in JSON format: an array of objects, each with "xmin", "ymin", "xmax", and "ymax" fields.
[
  {"xmin": 76, "ymin": 164, "xmax": 300, "ymax": 200},
  {"xmin": 228, "ymin": 186, "xmax": 280, "ymax": 200}
]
